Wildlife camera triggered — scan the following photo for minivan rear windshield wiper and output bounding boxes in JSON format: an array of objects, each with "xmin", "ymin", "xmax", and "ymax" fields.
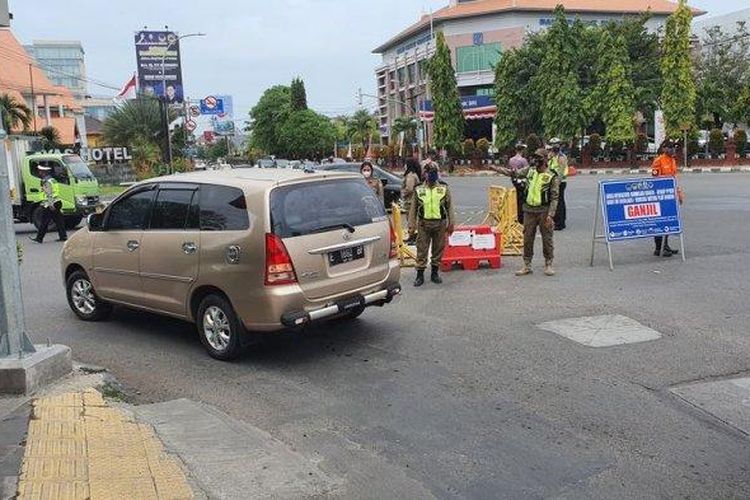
[{"xmin": 311, "ymin": 223, "xmax": 356, "ymax": 234}]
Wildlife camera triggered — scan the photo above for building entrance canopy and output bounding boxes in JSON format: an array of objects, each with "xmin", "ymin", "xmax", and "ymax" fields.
[{"xmin": 418, "ymin": 95, "xmax": 496, "ymax": 121}]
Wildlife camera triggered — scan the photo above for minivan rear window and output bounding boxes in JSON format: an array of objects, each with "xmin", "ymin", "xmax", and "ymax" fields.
[{"xmin": 270, "ymin": 179, "xmax": 386, "ymax": 238}]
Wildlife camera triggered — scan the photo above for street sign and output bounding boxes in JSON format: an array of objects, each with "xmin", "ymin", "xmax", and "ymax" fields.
[
  {"xmin": 185, "ymin": 119, "xmax": 197, "ymax": 132},
  {"xmin": 200, "ymin": 96, "xmax": 224, "ymax": 115},
  {"xmin": 591, "ymin": 177, "xmax": 685, "ymax": 270},
  {"xmin": 189, "ymin": 105, "xmax": 201, "ymax": 117}
]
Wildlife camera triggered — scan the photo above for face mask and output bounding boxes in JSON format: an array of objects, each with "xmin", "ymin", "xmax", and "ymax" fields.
[
  {"xmin": 362, "ymin": 170, "xmax": 372, "ymax": 178},
  {"xmin": 427, "ymin": 170, "xmax": 439, "ymax": 183}
]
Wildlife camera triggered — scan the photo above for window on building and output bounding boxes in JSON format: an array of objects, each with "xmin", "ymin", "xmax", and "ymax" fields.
[
  {"xmin": 456, "ymin": 42, "xmax": 502, "ymax": 73},
  {"xmin": 397, "ymin": 67, "xmax": 406, "ymax": 88},
  {"xmin": 407, "ymin": 64, "xmax": 416, "ymax": 84}
]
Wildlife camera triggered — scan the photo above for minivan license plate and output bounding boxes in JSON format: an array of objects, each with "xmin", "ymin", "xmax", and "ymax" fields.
[{"xmin": 328, "ymin": 245, "xmax": 365, "ymax": 266}]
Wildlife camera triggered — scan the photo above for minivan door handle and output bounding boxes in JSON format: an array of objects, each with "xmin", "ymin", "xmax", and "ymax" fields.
[
  {"xmin": 182, "ymin": 242, "xmax": 198, "ymax": 255},
  {"xmin": 127, "ymin": 240, "xmax": 140, "ymax": 252}
]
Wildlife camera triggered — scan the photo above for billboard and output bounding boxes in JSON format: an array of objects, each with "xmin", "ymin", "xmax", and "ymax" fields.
[
  {"xmin": 134, "ymin": 30, "xmax": 184, "ymax": 103},
  {"xmin": 210, "ymin": 95, "xmax": 235, "ymax": 136},
  {"xmin": 599, "ymin": 178, "xmax": 682, "ymax": 242}
]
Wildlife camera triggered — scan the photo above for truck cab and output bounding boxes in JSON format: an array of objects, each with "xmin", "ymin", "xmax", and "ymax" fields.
[{"xmin": 13, "ymin": 153, "xmax": 101, "ymax": 230}]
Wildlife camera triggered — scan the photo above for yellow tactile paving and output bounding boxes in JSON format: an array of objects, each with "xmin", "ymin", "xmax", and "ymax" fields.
[{"xmin": 17, "ymin": 390, "xmax": 194, "ymax": 500}]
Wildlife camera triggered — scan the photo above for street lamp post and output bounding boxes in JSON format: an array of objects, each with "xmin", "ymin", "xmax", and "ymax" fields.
[
  {"xmin": 160, "ymin": 32, "xmax": 206, "ymax": 174},
  {"xmin": 0, "ymin": 108, "xmax": 35, "ymax": 359}
]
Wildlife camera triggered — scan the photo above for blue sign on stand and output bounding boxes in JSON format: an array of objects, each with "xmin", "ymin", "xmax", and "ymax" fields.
[
  {"xmin": 591, "ymin": 177, "xmax": 685, "ymax": 270},
  {"xmin": 600, "ymin": 178, "xmax": 682, "ymax": 241}
]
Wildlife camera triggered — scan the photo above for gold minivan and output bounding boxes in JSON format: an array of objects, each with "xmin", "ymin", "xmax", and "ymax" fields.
[{"xmin": 61, "ymin": 169, "xmax": 402, "ymax": 360}]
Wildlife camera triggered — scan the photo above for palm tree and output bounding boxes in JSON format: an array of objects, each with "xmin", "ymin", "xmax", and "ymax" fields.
[
  {"xmin": 38, "ymin": 126, "xmax": 62, "ymax": 150},
  {"xmin": 102, "ymin": 97, "xmax": 174, "ymax": 154},
  {"xmin": 0, "ymin": 93, "xmax": 31, "ymax": 132},
  {"xmin": 391, "ymin": 116, "xmax": 418, "ymax": 144},
  {"xmin": 346, "ymin": 109, "xmax": 378, "ymax": 149}
]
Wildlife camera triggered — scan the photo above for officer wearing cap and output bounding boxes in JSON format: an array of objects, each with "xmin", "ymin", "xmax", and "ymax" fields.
[
  {"xmin": 408, "ymin": 160, "xmax": 455, "ymax": 287},
  {"xmin": 494, "ymin": 148, "xmax": 560, "ymax": 276},
  {"xmin": 29, "ymin": 164, "xmax": 68, "ymax": 243},
  {"xmin": 547, "ymin": 138, "xmax": 569, "ymax": 230}
]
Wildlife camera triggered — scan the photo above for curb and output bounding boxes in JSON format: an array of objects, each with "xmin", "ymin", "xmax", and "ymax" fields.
[{"xmin": 444, "ymin": 167, "xmax": 750, "ymax": 177}]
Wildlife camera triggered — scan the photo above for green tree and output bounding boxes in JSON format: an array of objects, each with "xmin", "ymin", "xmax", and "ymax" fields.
[
  {"xmin": 391, "ymin": 116, "xmax": 418, "ymax": 145},
  {"xmin": 696, "ymin": 23, "xmax": 750, "ymax": 128},
  {"xmin": 346, "ymin": 109, "xmax": 378, "ymax": 147},
  {"xmin": 596, "ymin": 32, "xmax": 636, "ymax": 145},
  {"xmin": 102, "ymin": 98, "xmax": 171, "ymax": 154},
  {"xmin": 0, "ymin": 93, "xmax": 31, "ymax": 132},
  {"xmin": 290, "ymin": 77, "xmax": 308, "ymax": 111},
  {"xmin": 39, "ymin": 126, "xmax": 62, "ymax": 150},
  {"xmin": 427, "ymin": 31, "xmax": 464, "ymax": 156},
  {"xmin": 660, "ymin": 0, "xmax": 696, "ymax": 139},
  {"xmin": 535, "ymin": 6, "xmax": 587, "ymax": 141},
  {"xmin": 278, "ymin": 110, "xmax": 336, "ymax": 159},
  {"xmin": 248, "ymin": 85, "xmax": 291, "ymax": 155}
]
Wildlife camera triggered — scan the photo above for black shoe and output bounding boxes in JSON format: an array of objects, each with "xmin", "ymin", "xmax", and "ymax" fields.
[
  {"xmin": 57, "ymin": 238, "xmax": 68, "ymax": 242},
  {"xmin": 413, "ymin": 271, "xmax": 425, "ymax": 287},
  {"xmin": 430, "ymin": 267, "xmax": 443, "ymax": 284},
  {"xmin": 661, "ymin": 250, "xmax": 674, "ymax": 258},
  {"xmin": 28, "ymin": 236, "xmax": 42, "ymax": 244},
  {"xmin": 664, "ymin": 247, "xmax": 678, "ymax": 255},
  {"xmin": 654, "ymin": 250, "xmax": 661, "ymax": 257}
]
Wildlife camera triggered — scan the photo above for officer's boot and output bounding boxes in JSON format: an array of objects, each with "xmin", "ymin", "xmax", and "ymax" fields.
[
  {"xmin": 515, "ymin": 263, "xmax": 532, "ymax": 276},
  {"xmin": 663, "ymin": 237, "xmax": 678, "ymax": 255},
  {"xmin": 431, "ymin": 266, "xmax": 443, "ymax": 284},
  {"xmin": 413, "ymin": 270, "xmax": 425, "ymax": 287},
  {"xmin": 544, "ymin": 261, "xmax": 555, "ymax": 276}
]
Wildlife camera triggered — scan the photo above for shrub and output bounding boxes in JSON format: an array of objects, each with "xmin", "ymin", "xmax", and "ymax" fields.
[
  {"xmin": 734, "ymin": 129, "xmax": 748, "ymax": 157},
  {"xmin": 526, "ymin": 134, "xmax": 542, "ymax": 153},
  {"xmin": 635, "ymin": 133, "xmax": 648, "ymax": 154},
  {"xmin": 708, "ymin": 128, "xmax": 724, "ymax": 157},
  {"xmin": 589, "ymin": 133, "xmax": 602, "ymax": 157},
  {"xmin": 462, "ymin": 139, "xmax": 475, "ymax": 159},
  {"xmin": 475, "ymin": 138, "xmax": 490, "ymax": 158},
  {"xmin": 171, "ymin": 157, "xmax": 193, "ymax": 174}
]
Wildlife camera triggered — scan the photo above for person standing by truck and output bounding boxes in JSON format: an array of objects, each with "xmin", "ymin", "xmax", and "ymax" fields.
[{"xmin": 29, "ymin": 165, "xmax": 67, "ymax": 243}]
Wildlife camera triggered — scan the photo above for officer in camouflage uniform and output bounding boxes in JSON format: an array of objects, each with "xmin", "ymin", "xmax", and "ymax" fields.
[
  {"xmin": 408, "ymin": 161, "xmax": 455, "ymax": 287},
  {"xmin": 495, "ymin": 148, "xmax": 560, "ymax": 276}
]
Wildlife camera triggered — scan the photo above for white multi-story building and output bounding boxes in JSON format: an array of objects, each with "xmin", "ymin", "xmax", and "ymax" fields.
[
  {"xmin": 25, "ymin": 40, "xmax": 88, "ymax": 100},
  {"xmin": 373, "ymin": 0, "xmax": 704, "ymax": 145}
]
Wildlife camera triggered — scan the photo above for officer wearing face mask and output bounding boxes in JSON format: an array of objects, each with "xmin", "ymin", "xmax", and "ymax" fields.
[
  {"xmin": 408, "ymin": 161, "xmax": 455, "ymax": 287},
  {"xmin": 360, "ymin": 161, "xmax": 384, "ymax": 204}
]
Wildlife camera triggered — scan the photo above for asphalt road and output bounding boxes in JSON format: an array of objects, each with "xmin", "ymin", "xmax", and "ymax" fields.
[{"xmin": 15, "ymin": 174, "xmax": 750, "ymax": 499}]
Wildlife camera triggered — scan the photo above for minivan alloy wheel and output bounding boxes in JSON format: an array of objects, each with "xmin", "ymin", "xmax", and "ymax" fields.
[
  {"xmin": 71, "ymin": 278, "xmax": 96, "ymax": 315},
  {"xmin": 203, "ymin": 306, "xmax": 231, "ymax": 351}
]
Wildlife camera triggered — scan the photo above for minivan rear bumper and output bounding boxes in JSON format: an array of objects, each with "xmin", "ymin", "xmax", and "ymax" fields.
[{"xmin": 280, "ymin": 283, "xmax": 402, "ymax": 328}]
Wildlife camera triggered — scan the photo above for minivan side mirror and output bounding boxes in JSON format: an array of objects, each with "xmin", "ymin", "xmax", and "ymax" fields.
[{"xmin": 87, "ymin": 213, "xmax": 104, "ymax": 231}]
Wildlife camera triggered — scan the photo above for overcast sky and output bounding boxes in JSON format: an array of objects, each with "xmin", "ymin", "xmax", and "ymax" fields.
[{"xmin": 7, "ymin": 0, "xmax": 747, "ymax": 120}]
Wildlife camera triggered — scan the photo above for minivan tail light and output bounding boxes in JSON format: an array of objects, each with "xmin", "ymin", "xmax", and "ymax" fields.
[
  {"xmin": 389, "ymin": 222, "xmax": 398, "ymax": 259},
  {"xmin": 265, "ymin": 233, "xmax": 297, "ymax": 286}
]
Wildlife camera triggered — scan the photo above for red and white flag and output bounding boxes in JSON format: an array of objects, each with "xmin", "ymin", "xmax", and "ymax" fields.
[{"xmin": 116, "ymin": 74, "xmax": 137, "ymax": 99}]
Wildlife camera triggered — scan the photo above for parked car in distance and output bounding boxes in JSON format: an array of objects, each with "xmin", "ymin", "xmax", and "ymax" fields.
[
  {"xmin": 316, "ymin": 163, "xmax": 403, "ymax": 210},
  {"xmin": 61, "ymin": 169, "xmax": 402, "ymax": 360}
]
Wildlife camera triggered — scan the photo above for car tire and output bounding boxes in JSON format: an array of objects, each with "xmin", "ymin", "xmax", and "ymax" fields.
[
  {"xmin": 197, "ymin": 294, "xmax": 245, "ymax": 361},
  {"xmin": 66, "ymin": 270, "xmax": 112, "ymax": 321}
]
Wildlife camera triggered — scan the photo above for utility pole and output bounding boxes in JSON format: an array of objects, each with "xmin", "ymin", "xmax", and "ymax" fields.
[{"xmin": 0, "ymin": 109, "xmax": 35, "ymax": 358}]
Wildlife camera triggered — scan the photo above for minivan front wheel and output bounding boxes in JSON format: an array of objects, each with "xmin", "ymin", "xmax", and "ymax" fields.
[{"xmin": 197, "ymin": 295, "xmax": 244, "ymax": 360}]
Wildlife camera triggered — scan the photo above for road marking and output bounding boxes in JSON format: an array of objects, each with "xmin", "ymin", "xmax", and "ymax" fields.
[{"xmin": 537, "ymin": 314, "xmax": 662, "ymax": 347}]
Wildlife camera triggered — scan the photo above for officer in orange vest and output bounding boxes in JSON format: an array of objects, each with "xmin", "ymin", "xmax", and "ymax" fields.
[{"xmin": 651, "ymin": 143, "xmax": 682, "ymax": 257}]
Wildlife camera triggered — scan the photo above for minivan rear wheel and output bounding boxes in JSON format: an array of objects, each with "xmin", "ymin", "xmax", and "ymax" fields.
[
  {"xmin": 66, "ymin": 270, "xmax": 112, "ymax": 321},
  {"xmin": 197, "ymin": 295, "xmax": 244, "ymax": 360}
]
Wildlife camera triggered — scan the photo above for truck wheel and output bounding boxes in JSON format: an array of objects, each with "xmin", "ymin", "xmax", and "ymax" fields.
[{"xmin": 64, "ymin": 216, "xmax": 83, "ymax": 230}]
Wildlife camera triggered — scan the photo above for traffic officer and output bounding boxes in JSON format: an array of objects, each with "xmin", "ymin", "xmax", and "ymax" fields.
[
  {"xmin": 508, "ymin": 143, "xmax": 529, "ymax": 223},
  {"xmin": 495, "ymin": 148, "xmax": 560, "ymax": 276},
  {"xmin": 547, "ymin": 138, "xmax": 569, "ymax": 230},
  {"xmin": 651, "ymin": 143, "xmax": 682, "ymax": 257},
  {"xmin": 408, "ymin": 161, "xmax": 455, "ymax": 287},
  {"xmin": 29, "ymin": 165, "xmax": 68, "ymax": 243},
  {"xmin": 402, "ymin": 152, "xmax": 422, "ymax": 244}
]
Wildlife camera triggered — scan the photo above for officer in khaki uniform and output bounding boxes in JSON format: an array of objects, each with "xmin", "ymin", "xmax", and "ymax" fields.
[
  {"xmin": 408, "ymin": 161, "xmax": 455, "ymax": 287},
  {"xmin": 495, "ymin": 148, "xmax": 560, "ymax": 276}
]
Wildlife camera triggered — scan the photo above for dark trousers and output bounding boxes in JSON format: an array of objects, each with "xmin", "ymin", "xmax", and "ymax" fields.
[
  {"xmin": 654, "ymin": 236, "xmax": 671, "ymax": 254},
  {"xmin": 513, "ymin": 181, "xmax": 526, "ymax": 224},
  {"xmin": 554, "ymin": 182, "xmax": 567, "ymax": 229},
  {"xmin": 523, "ymin": 210, "xmax": 554, "ymax": 265},
  {"xmin": 415, "ymin": 219, "xmax": 447, "ymax": 270},
  {"xmin": 35, "ymin": 206, "xmax": 67, "ymax": 242}
]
